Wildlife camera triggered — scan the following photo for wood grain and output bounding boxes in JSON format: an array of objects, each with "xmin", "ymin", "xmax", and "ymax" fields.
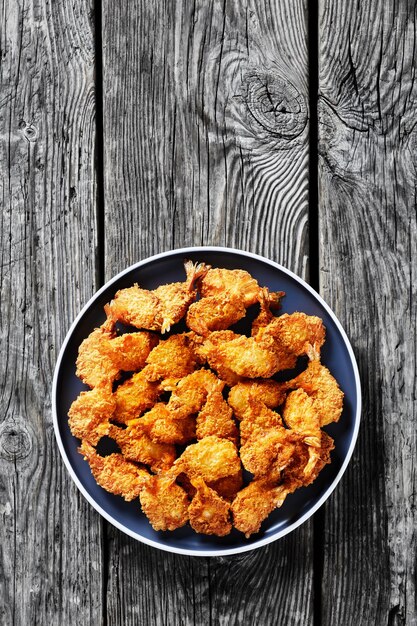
[
  {"xmin": 318, "ymin": 1, "xmax": 417, "ymax": 624},
  {"xmin": 0, "ymin": 0, "xmax": 103, "ymax": 623},
  {"xmin": 102, "ymin": 1, "xmax": 314, "ymax": 624}
]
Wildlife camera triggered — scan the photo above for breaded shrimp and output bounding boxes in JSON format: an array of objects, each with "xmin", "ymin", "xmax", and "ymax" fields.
[
  {"xmin": 251, "ymin": 287, "xmax": 285, "ymax": 337},
  {"xmin": 188, "ymin": 477, "xmax": 232, "ymax": 536},
  {"xmin": 106, "ymin": 331, "xmax": 159, "ymax": 372},
  {"xmin": 207, "ymin": 471, "xmax": 243, "ymax": 502},
  {"xmin": 186, "ymin": 294, "xmax": 247, "ymax": 336},
  {"xmin": 196, "ymin": 390, "xmax": 238, "ymax": 444},
  {"xmin": 240, "ymin": 428, "xmax": 297, "ymax": 478},
  {"xmin": 108, "ymin": 424, "xmax": 176, "ymax": 473},
  {"xmin": 283, "ymin": 388, "xmax": 322, "ymax": 447},
  {"xmin": 200, "ymin": 267, "xmax": 282, "ymax": 308},
  {"xmin": 173, "ymin": 436, "xmax": 241, "ymax": 483},
  {"xmin": 168, "ymin": 369, "xmax": 224, "ymax": 418},
  {"xmin": 75, "ymin": 317, "xmax": 119, "ymax": 388},
  {"xmin": 113, "ymin": 370, "xmax": 161, "ymax": 424},
  {"xmin": 231, "ymin": 480, "xmax": 289, "ymax": 537},
  {"xmin": 140, "ymin": 473, "xmax": 189, "ymax": 531},
  {"xmin": 238, "ymin": 397, "xmax": 283, "ymax": 445},
  {"xmin": 79, "ymin": 440, "xmax": 149, "ymax": 501},
  {"xmin": 228, "ymin": 379, "xmax": 287, "ymax": 421},
  {"xmin": 68, "ymin": 383, "xmax": 115, "ymax": 445},
  {"xmin": 136, "ymin": 404, "xmax": 196, "ymax": 445},
  {"xmin": 262, "ymin": 312, "xmax": 326, "ymax": 358},
  {"xmin": 285, "ymin": 359, "xmax": 344, "ymax": 426},
  {"xmin": 144, "ymin": 334, "xmax": 198, "ymax": 387},
  {"xmin": 107, "ymin": 260, "xmax": 209, "ymax": 333}
]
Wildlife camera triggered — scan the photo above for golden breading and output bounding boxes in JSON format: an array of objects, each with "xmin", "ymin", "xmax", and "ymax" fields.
[
  {"xmin": 211, "ymin": 334, "xmax": 282, "ymax": 379},
  {"xmin": 228, "ymin": 379, "xmax": 287, "ymax": 421},
  {"xmin": 186, "ymin": 295, "xmax": 246, "ymax": 336},
  {"xmin": 238, "ymin": 397, "xmax": 283, "ymax": 446},
  {"xmin": 68, "ymin": 383, "xmax": 114, "ymax": 445},
  {"xmin": 301, "ymin": 431, "xmax": 334, "ymax": 486},
  {"xmin": 136, "ymin": 404, "xmax": 196, "ymax": 445},
  {"xmin": 239, "ymin": 428, "xmax": 297, "ymax": 478},
  {"xmin": 199, "ymin": 268, "xmax": 261, "ymax": 306},
  {"xmin": 108, "ymin": 424, "xmax": 176, "ymax": 473},
  {"xmin": 196, "ymin": 390, "xmax": 238, "ymax": 444},
  {"xmin": 207, "ymin": 471, "xmax": 243, "ymax": 502},
  {"xmin": 251, "ymin": 287, "xmax": 285, "ymax": 337},
  {"xmin": 113, "ymin": 370, "xmax": 161, "ymax": 424},
  {"xmin": 139, "ymin": 474, "xmax": 189, "ymax": 531},
  {"xmin": 168, "ymin": 369, "xmax": 224, "ymax": 417},
  {"xmin": 75, "ymin": 317, "xmax": 119, "ymax": 388},
  {"xmin": 192, "ymin": 330, "xmax": 243, "ymax": 385},
  {"xmin": 106, "ymin": 331, "xmax": 159, "ymax": 372},
  {"xmin": 283, "ymin": 388, "xmax": 322, "ymax": 447},
  {"xmin": 286, "ymin": 359, "xmax": 344, "ymax": 426},
  {"xmin": 231, "ymin": 480, "xmax": 289, "ymax": 538},
  {"xmin": 264, "ymin": 312, "xmax": 326, "ymax": 357},
  {"xmin": 188, "ymin": 477, "xmax": 232, "ymax": 536},
  {"xmin": 174, "ymin": 436, "xmax": 241, "ymax": 483},
  {"xmin": 107, "ymin": 261, "xmax": 209, "ymax": 333},
  {"xmin": 79, "ymin": 440, "xmax": 149, "ymax": 501},
  {"xmin": 144, "ymin": 334, "xmax": 198, "ymax": 386}
]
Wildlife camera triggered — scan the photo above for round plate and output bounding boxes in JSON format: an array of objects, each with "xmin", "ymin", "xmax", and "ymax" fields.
[{"xmin": 53, "ymin": 246, "xmax": 361, "ymax": 556}]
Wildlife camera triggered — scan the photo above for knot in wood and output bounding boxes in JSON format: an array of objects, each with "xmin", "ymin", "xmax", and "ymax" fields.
[
  {"xmin": 243, "ymin": 71, "xmax": 307, "ymax": 139},
  {"xmin": 0, "ymin": 422, "xmax": 32, "ymax": 461}
]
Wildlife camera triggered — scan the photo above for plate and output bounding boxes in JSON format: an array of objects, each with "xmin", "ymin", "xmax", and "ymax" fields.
[{"xmin": 52, "ymin": 246, "xmax": 361, "ymax": 556}]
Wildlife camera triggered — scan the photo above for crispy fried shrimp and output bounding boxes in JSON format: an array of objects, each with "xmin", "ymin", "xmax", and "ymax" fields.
[
  {"xmin": 113, "ymin": 370, "xmax": 161, "ymax": 424},
  {"xmin": 263, "ymin": 312, "xmax": 326, "ymax": 358},
  {"xmin": 200, "ymin": 268, "xmax": 280, "ymax": 308},
  {"xmin": 79, "ymin": 440, "xmax": 149, "ymax": 501},
  {"xmin": 228, "ymin": 379, "xmax": 287, "ymax": 421},
  {"xmin": 283, "ymin": 389, "xmax": 322, "ymax": 447},
  {"xmin": 168, "ymin": 369, "xmax": 224, "ymax": 418},
  {"xmin": 144, "ymin": 334, "xmax": 198, "ymax": 386},
  {"xmin": 231, "ymin": 480, "xmax": 290, "ymax": 537},
  {"xmin": 106, "ymin": 331, "xmax": 159, "ymax": 372},
  {"xmin": 240, "ymin": 428, "xmax": 298, "ymax": 478},
  {"xmin": 188, "ymin": 477, "xmax": 232, "ymax": 536},
  {"xmin": 140, "ymin": 473, "xmax": 189, "ymax": 531},
  {"xmin": 68, "ymin": 383, "xmax": 115, "ymax": 445},
  {"xmin": 108, "ymin": 424, "xmax": 176, "ymax": 473},
  {"xmin": 196, "ymin": 390, "xmax": 238, "ymax": 444},
  {"xmin": 174, "ymin": 436, "xmax": 241, "ymax": 483},
  {"xmin": 107, "ymin": 260, "xmax": 209, "ymax": 333},
  {"xmin": 251, "ymin": 287, "xmax": 285, "ymax": 337},
  {"xmin": 285, "ymin": 359, "xmax": 344, "ymax": 426},
  {"xmin": 136, "ymin": 404, "xmax": 196, "ymax": 445},
  {"xmin": 238, "ymin": 397, "xmax": 284, "ymax": 446},
  {"xmin": 75, "ymin": 317, "xmax": 119, "ymax": 387},
  {"xmin": 186, "ymin": 294, "xmax": 247, "ymax": 336}
]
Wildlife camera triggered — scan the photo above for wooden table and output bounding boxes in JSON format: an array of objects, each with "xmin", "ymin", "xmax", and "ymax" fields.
[{"xmin": 1, "ymin": 1, "xmax": 416, "ymax": 624}]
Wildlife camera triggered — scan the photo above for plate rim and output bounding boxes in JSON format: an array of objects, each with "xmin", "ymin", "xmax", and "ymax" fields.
[{"xmin": 52, "ymin": 245, "xmax": 362, "ymax": 557}]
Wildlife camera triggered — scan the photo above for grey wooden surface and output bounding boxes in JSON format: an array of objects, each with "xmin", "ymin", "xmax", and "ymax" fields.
[{"xmin": 0, "ymin": 0, "xmax": 415, "ymax": 624}]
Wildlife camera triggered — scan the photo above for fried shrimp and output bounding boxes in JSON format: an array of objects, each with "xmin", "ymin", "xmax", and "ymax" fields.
[
  {"xmin": 174, "ymin": 436, "xmax": 241, "ymax": 483},
  {"xmin": 136, "ymin": 404, "xmax": 196, "ymax": 445},
  {"xmin": 186, "ymin": 294, "xmax": 247, "ymax": 336},
  {"xmin": 79, "ymin": 440, "xmax": 149, "ymax": 501},
  {"xmin": 108, "ymin": 424, "xmax": 176, "ymax": 473},
  {"xmin": 228, "ymin": 379, "xmax": 287, "ymax": 421},
  {"xmin": 231, "ymin": 480, "xmax": 289, "ymax": 538},
  {"xmin": 75, "ymin": 317, "xmax": 118, "ymax": 387},
  {"xmin": 106, "ymin": 261, "xmax": 209, "ymax": 333},
  {"xmin": 144, "ymin": 333, "xmax": 198, "ymax": 386},
  {"xmin": 113, "ymin": 369, "xmax": 161, "ymax": 424},
  {"xmin": 285, "ymin": 358, "xmax": 344, "ymax": 426},
  {"xmin": 196, "ymin": 390, "xmax": 238, "ymax": 444},
  {"xmin": 168, "ymin": 369, "xmax": 224, "ymax": 417},
  {"xmin": 139, "ymin": 473, "xmax": 189, "ymax": 531},
  {"xmin": 68, "ymin": 383, "xmax": 114, "ymax": 445},
  {"xmin": 188, "ymin": 477, "xmax": 232, "ymax": 536}
]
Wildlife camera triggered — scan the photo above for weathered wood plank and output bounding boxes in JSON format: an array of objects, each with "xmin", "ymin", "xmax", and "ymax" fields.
[
  {"xmin": 102, "ymin": 0, "xmax": 314, "ymax": 624},
  {"xmin": 0, "ymin": 0, "xmax": 103, "ymax": 624},
  {"xmin": 318, "ymin": 2, "xmax": 417, "ymax": 623}
]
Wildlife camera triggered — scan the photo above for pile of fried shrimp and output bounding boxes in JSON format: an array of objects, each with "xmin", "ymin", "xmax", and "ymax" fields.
[{"xmin": 68, "ymin": 261, "xmax": 344, "ymax": 538}]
